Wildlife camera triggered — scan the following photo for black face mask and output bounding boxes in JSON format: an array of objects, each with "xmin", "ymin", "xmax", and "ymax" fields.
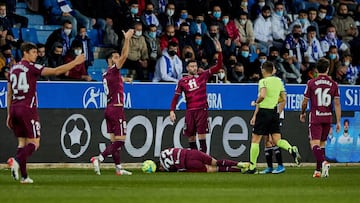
[
  {"xmin": 4, "ymin": 54, "xmax": 11, "ymax": 58},
  {"xmin": 145, "ymin": 10, "xmax": 153, "ymax": 15},
  {"xmin": 269, "ymin": 55, "xmax": 278, "ymax": 61},
  {"xmin": 209, "ymin": 32, "xmax": 217, "ymax": 38},
  {"xmin": 262, "ymin": 14, "xmax": 271, "ymax": 19},
  {"xmin": 168, "ymin": 50, "xmax": 177, "ymax": 56},
  {"xmin": 184, "ymin": 52, "xmax": 193, "ymax": 58},
  {"xmin": 235, "ymin": 71, "xmax": 243, "ymax": 76},
  {"xmin": 180, "ymin": 31, "xmax": 188, "ymax": 36},
  {"xmin": 293, "ymin": 33, "xmax": 301, "ymax": 39},
  {"xmin": 167, "ymin": 34, "xmax": 174, "ymax": 39},
  {"xmin": 229, "ymin": 60, "xmax": 236, "ymax": 65},
  {"xmin": 196, "ymin": 19, "xmax": 202, "ymax": 24}
]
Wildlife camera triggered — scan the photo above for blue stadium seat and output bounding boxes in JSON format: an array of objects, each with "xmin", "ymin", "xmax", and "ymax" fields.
[
  {"xmin": 21, "ymin": 28, "xmax": 39, "ymax": 44},
  {"xmin": 29, "ymin": 25, "xmax": 61, "ymax": 30},
  {"xmin": 88, "ymin": 69, "xmax": 103, "ymax": 81},
  {"xmin": 16, "ymin": 2, "xmax": 27, "ymax": 9},
  {"xmin": 120, "ymin": 68, "xmax": 129, "ymax": 76},
  {"xmin": 24, "ymin": 14, "xmax": 44, "ymax": 25},
  {"xmin": 16, "ymin": 8, "xmax": 27, "ymax": 15},
  {"xmin": 87, "ymin": 29, "xmax": 100, "ymax": 47},
  {"xmin": 11, "ymin": 27, "xmax": 20, "ymax": 41},
  {"xmin": 92, "ymin": 59, "xmax": 108, "ymax": 71},
  {"xmin": 37, "ymin": 30, "xmax": 53, "ymax": 44}
]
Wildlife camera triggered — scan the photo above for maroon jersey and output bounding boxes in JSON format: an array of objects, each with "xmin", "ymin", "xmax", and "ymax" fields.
[
  {"xmin": 8, "ymin": 60, "xmax": 44, "ymax": 108},
  {"xmin": 159, "ymin": 148, "xmax": 187, "ymax": 172},
  {"xmin": 304, "ymin": 75, "xmax": 340, "ymax": 123},
  {"xmin": 175, "ymin": 71, "xmax": 211, "ymax": 110},
  {"xmin": 170, "ymin": 52, "xmax": 222, "ymax": 110},
  {"xmin": 103, "ymin": 65, "xmax": 124, "ymax": 106}
]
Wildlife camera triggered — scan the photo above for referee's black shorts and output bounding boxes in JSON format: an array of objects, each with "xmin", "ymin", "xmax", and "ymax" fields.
[{"xmin": 253, "ymin": 108, "xmax": 281, "ymax": 135}]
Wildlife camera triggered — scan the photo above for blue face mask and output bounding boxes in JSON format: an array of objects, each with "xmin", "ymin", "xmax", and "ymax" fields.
[
  {"xmin": 299, "ymin": 18, "xmax": 307, "ymax": 24},
  {"xmin": 276, "ymin": 11, "xmax": 283, "ymax": 16},
  {"xmin": 180, "ymin": 13, "xmax": 188, "ymax": 19},
  {"xmin": 241, "ymin": 51, "xmax": 249, "ymax": 58},
  {"xmin": 130, "ymin": 7, "xmax": 138, "ymax": 15},
  {"xmin": 149, "ymin": 31, "xmax": 156, "ymax": 38},
  {"xmin": 259, "ymin": 58, "xmax": 266, "ymax": 64},
  {"xmin": 222, "ymin": 18, "xmax": 229, "ymax": 25},
  {"xmin": 195, "ymin": 39, "xmax": 202, "ymax": 45},
  {"xmin": 213, "ymin": 11, "xmax": 221, "ymax": 19},
  {"xmin": 329, "ymin": 54, "xmax": 336, "ymax": 60}
]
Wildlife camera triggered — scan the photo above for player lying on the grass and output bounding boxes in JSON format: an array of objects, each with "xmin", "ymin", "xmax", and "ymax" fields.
[{"xmin": 157, "ymin": 148, "xmax": 250, "ymax": 172}]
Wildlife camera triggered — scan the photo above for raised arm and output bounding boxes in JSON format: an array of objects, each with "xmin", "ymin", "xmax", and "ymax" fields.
[
  {"xmin": 41, "ymin": 54, "xmax": 85, "ymax": 76},
  {"xmin": 209, "ymin": 39, "xmax": 223, "ymax": 75},
  {"xmin": 116, "ymin": 29, "xmax": 134, "ymax": 69}
]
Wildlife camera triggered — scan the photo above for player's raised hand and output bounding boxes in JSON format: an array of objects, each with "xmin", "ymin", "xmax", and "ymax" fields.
[
  {"xmin": 123, "ymin": 29, "xmax": 134, "ymax": 40},
  {"xmin": 214, "ymin": 39, "xmax": 222, "ymax": 53},
  {"xmin": 169, "ymin": 111, "xmax": 176, "ymax": 123},
  {"xmin": 74, "ymin": 54, "xmax": 85, "ymax": 65}
]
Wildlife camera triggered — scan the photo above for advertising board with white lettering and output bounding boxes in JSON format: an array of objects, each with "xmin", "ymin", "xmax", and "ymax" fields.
[{"xmin": 0, "ymin": 81, "xmax": 359, "ymax": 111}]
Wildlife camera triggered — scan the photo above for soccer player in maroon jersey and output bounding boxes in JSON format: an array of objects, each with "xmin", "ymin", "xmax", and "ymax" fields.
[
  {"xmin": 300, "ymin": 57, "xmax": 341, "ymax": 178},
  {"xmin": 158, "ymin": 148, "xmax": 250, "ymax": 172},
  {"xmin": 90, "ymin": 29, "xmax": 134, "ymax": 176},
  {"xmin": 6, "ymin": 42, "xmax": 85, "ymax": 184},
  {"xmin": 169, "ymin": 40, "xmax": 223, "ymax": 153}
]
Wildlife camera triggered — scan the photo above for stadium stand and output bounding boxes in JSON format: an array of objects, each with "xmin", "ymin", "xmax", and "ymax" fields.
[{"xmin": 21, "ymin": 28, "xmax": 39, "ymax": 44}]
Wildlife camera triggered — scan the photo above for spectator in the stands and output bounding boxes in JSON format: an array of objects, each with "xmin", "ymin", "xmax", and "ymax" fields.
[
  {"xmin": 150, "ymin": 0, "xmax": 168, "ymax": 15},
  {"xmin": 45, "ymin": 20, "xmax": 72, "ymax": 57},
  {"xmin": 158, "ymin": 2, "xmax": 176, "ymax": 29},
  {"xmin": 0, "ymin": 0, "xmax": 28, "ymax": 28},
  {"xmin": 35, "ymin": 43, "xmax": 48, "ymax": 67},
  {"xmin": 234, "ymin": 11, "xmax": 257, "ymax": 54},
  {"xmin": 250, "ymin": 0, "xmax": 266, "ymax": 21},
  {"xmin": 331, "ymin": 3, "xmax": 358, "ymax": 45},
  {"xmin": 160, "ymin": 24, "xmax": 179, "ymax": 52},
  {"xmin": 140, "ymin": 2, "xmax": 162, "ymax": 36},
  {"xmin": 47, "ymin": 42, "xmax": 64, "ymax": 80},
  {"xmin": 153, "ymin": 41, "xmax": 183, "ymax": 82},
  {"xmin": 123, "ymin": 22, "xmax": 149, "ymax": 81},
  {"xmin": 316, "ymin": 5, "xmax": 332, "ymax": 38},
  {"xmin": 63, "ymin": 40, "xmax": 92, "ymax": 81},
  {"xmin": 176, "ymin": 22, "xmax": 193, "ymax": 51},
  {"xmin": 103, "ymin": 17, "xmax": 119, "ymax": 48},
  {"xmin": 144, "ymin": 24, "xmax": 161, "ymax": 80},
  {"xmin": 175, "ymin": 8, "xmax": 191, "ymax": 30},
  {"xmin": 222, "ymin": 12, "xmax": 241, "ymax": 47},
  {"xmin": 0, "ymin": 44, "xmax": 15, "ymax": 79},
  {"xmin": 271, "ymin": 2, "xmax": 288, "ymax": 49},
  {"xmin": 189, "ymin": 13, "xmax": 208, "ymax": 36},
  {"xmin": 43, "ymin": 0, "xmax": 94, "ymax": 36},
  {"xmin": 253, "ymin": 5, "xmax": 273, "ymax": 54},
  {"xmin": 0, "ymin": 2, "xmax": 19, "ymax": 46},
  {"xmin": 74, "ymin": 25, "xmax": 94, "ymax": 71}
]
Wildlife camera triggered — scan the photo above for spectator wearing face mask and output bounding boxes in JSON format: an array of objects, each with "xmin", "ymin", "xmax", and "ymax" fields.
[
  {"xmin": 320, "ymin": 24, "xmax": 349, "ymax": 56},
  {"xmin": 158, "ymin": 3, "xmax": 176, "ymax": 29},
  {"xmin": 45, "ymin": 20, "xmax": 73, "ymax": 56},
  {"xmin": 63, "ymin": 40, "xmax": 91, "ymax": 81},
  {"xmin": 0, "ymin": 44, "xmax": 15, "ymax": 79},
  {"xmin": 140, "ymin": 2, "xmax": 162, "ymax": 36},
  {"xmin": 229, "ymin": 62, "xmax": 246, "ymax": 83},
  {"xmin": 74, "ymin": 25, "xmax": 94, "ymax": 71},
  {"xmin": 253, "ymin": 5, "xmax": 273, "ymax": 54},
  {"xmin": 189, "ymin": 13, "xmax": 208, "ymax": 36},
  {"xmin": 153, "ymin": 41, "xmax": 183, "ymax": 82},
  {"xmin": 234, "ymin": 11, "xmax": 256, "ymax": 54},
  {"xmin": 181, "ymin": 45, "xmax": 196, "ymax": 73},
  {"xmin": 123, "ymin": 22, "xmax": 149, "ymax": 81},
  {"xmin": 214, "ymin": 67, "xmax": 230, "ymax": 83}
]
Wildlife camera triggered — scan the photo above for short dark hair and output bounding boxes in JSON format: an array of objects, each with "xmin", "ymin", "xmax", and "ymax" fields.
[
  {"xmin": 21, "ymin": 42, "xmax": 37, "ymax": 54},
  {"xmin": 168, "ymin": 41, "xmax": 178, "ymax": 48},
  {"xmin": 105, "ymin": 49, "xmax": 119, "ymax": 62},
  {"xmin": 344, "ymin": 119, "xmax": 349, "ymax": 125},
  {"xmin": 186, "ymin": 59, "xmax": 197, "ymax": 67},
  {"xmin": 261, "ymin": 61, "xmax": 274, "ymax": 73},
  {"xmin": 315, "ymin": 58, "xmax": 330, "ymax": 73}
]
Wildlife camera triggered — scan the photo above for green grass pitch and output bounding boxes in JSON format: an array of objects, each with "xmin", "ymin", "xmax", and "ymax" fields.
[{"xmin": 1, "ymin": 166, "xmax": 359, "ymax": 203}]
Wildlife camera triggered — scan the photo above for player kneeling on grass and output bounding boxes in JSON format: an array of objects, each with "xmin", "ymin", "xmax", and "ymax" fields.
[{"xmin": 157, "ymin": 148, "xmax": 250, "ymax": 172}]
